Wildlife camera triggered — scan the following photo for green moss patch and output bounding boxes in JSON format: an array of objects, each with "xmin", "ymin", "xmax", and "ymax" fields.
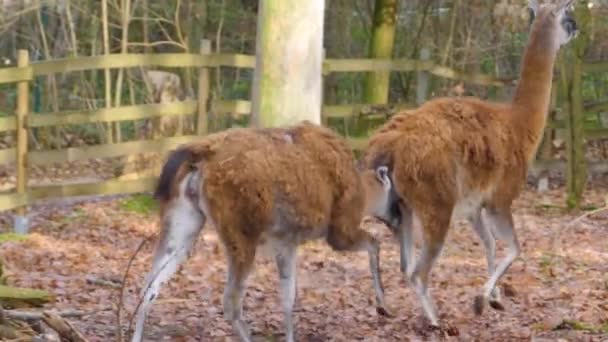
[
  {"xmin": 119, "ymin": 194, "xmax": 158, "ymax": 214},
  {"xmin": 0, "ymin": 233, "xmax": 28, "ymax": 244}
]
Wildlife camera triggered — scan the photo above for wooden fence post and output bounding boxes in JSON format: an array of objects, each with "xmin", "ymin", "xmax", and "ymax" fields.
[
  {"xmin": 416, "ymin": 47, "xmax": 431, "ymax": 106},
  {"xmin": 197, "ymin": 39, "xmax": 211, "ymax": 135},
  {"xmin": 14, "ymin": 49, "xmax": 29, "ymax": 234}
]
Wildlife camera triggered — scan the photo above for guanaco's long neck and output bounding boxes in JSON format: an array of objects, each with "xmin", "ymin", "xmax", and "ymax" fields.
[{"xmin": 511, "ymin": 21, "xmax": 558, "ymax": 156}]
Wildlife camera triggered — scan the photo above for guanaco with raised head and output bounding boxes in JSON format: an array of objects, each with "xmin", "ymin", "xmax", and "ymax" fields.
[
  {"xmin": 131, "ymin": 121, "xmax": 394, "ymax": 342},
  {"xmin": 361, "ymin": 0, "xmax": 579, "ymax": 327}
]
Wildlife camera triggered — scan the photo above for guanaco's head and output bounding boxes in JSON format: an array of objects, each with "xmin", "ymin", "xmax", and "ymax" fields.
[
  {"xmin": 528, "ymin": 0, "xmax": 578, "ymax": 48},
  {"xmin": 360, "ymin": 166, "xmax": 402, "ymax": 231}
]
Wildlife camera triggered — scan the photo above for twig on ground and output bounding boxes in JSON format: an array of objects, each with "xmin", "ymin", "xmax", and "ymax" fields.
[
  {"xmin": 85, "ymin": 276, "xmax": 122, "ymax": 289},
  {"xmin": 564, "ymin": 206, "xmax": 608, "ymax": 229},
  {"xmin": 116, "ymin": 234, "xmax": 157, "ymax": 342},
  {"xmin": 551, "ymin": 205, "xmax": 608, "ymax": 254}
]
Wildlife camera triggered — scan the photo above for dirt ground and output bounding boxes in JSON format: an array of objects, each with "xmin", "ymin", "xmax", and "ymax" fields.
[{"xmin": 0, "ymin": 184, "xmax": 606, "ymax": 342}]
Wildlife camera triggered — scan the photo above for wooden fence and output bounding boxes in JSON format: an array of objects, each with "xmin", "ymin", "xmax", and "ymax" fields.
[{"xmin": 0, "ymin": 41, "xmax": 606, "ymax": 223}]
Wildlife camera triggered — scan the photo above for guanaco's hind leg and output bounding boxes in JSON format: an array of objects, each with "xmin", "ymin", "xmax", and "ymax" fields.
[
  {"xmin": 326, "ymin": 223, "xmax": 389, "ymax": 316},
  {"xmin": 223, "ymin": 246, "xmax": 255, "ymax": 342},
  {"xmin": 398, "ymin": 203, "xmax": 416, "ymax": 278},
  {"xmin": 275, "ymin": 246, "xmax": 297, "ymax": 342},
  {"xmin": 131, "ymin": 176, "xmax": 205, "ymax": 342},
  {"xmin": 469, "ymin": 209, "xmax": 503, "ymax": 310},
  {"xmin": 408, "ymin": 210, "xmax": 451, "ymax": 327},
  {"xmin": 473, "ymin": 206, "xmax": 520, "ymax": 315}
]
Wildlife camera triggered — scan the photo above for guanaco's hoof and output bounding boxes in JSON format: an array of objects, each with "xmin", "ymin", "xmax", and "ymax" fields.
[
  {"xmin": 489, "ymin": 300, "xmax": 505, "ymax": 311},
  {"xmin": 376, "ymin": 306, "xmax": 392, "ymax": 317},
  {"xmin": 428, "ymin": 323, "xmax": 441, "ymax": 331},
  {"xmin": 444, "ymin": 324, "xmax": 460, "ymax": 337},
  {"xmin": 473, "ymin": 295, "xmax": 486, "ymax": 316}
]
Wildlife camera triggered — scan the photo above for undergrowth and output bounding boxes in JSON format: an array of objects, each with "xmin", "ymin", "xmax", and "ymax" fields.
[
  {"xmin": 0, "ymin": 233, "xmax": 28, "ymax": 244},
  {"xmin": 119, "ymin": 194, "xmax": 157, "ymax": 214}
]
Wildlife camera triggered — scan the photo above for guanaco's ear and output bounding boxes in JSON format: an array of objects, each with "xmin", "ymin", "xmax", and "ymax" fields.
[
  {"xmin": 553, "ymin": 0, "xmax": 575, "ymax": 15},
  {"xmin": 528, "ymin": 0, "xmax": 540, "ymax": 17},
  {"xmin": 375, "ymin": 166, "xmax": 391, "ymax": 188}
]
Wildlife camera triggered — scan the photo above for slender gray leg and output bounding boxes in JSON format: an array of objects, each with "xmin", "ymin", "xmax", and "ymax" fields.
[
  {"xmin": 473, "ymin": 206, "xmax": 520, "ymax": 315},
  {"xmin": 223, "ymin": 256, "xmax": 253, "ymax": 342},
  {"xmin": 410, "ymin": 241, "xmax": 444, "ymax": 327},
  {"xmin": 408, "ymin": 212, "xmax": 451, "ymax": 327},
  {"xmin": 276, "ymin": 247, "xmax": 297, "ymax": 342},
  {"xmin": 131, "ymin": 230, "xmax": 203, "ymax": 342},
  {"xmin": 326, "ymin": 223, "xmax": 388, "ymax": 316},
  {"xmin": 131, "ymin": 194, "xmax": 204, "ymax": 342},
  {"xmin": 398, "ymin": 204, "xmax": 416, "ymax": 278},
  {"xmin": 365, "ymin": 237, "xmax": 389, "ymax": 316},
  {"xmin": 469, "ymin": 209, "xmax": 502, "ymax": 308}
]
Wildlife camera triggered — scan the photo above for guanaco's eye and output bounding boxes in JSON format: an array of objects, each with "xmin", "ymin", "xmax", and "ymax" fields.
[{"xmin": 562, "ymin": 17, "xmax": 577, "ymax": 35}]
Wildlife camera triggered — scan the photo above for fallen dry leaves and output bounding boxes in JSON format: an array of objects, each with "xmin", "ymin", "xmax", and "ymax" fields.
[{"xmin": 0, "ymin": 184, "xmax": 606, "ymax": 342}]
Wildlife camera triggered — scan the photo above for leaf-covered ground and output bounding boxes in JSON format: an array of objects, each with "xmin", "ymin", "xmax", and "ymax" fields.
[{"xmin": 0, "ymin": 185, "xmax": 606, "ymax": 341}]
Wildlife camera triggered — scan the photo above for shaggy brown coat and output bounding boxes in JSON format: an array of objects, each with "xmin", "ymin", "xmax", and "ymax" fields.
[
  {"xmin": 364, "ymin": 98, "xmax": 527, "ymax": 210},
  {"xmin": 161, "ymin": 122, "xmax": 375, "ymax": 258}
]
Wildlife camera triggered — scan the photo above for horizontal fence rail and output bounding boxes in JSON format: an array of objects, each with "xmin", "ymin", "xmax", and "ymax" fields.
[
  {"xmin": 28, "ymin": 101, "xmax": 197, "ymax": 129},
  {"xmin": 323, "ymin": 58, "xmax": 513, "ymax": 87},
  {"xmin": 0, "ymin": 178, "xmax": 157, "ymax": 212},
  {"xmin": 582, "ymin": 61, "xmax": 608, "ymax": 73},
  {"xmin": 0, "ymin": 53, "xmax": 604, "ymax": 88},
  {"xmin": 0, "ymin": 67, "xmax": 33, "ymax": 84},
  {"xmin": 29, "ymin": 53, "xmax": 256, "ymax": 76},
  {"xmin": 28, "ymin": 135, "xmax": 199, "ymax": 165},
  {"xmin": 0, "ymin": 53, "xmax": 604, "ymax": 84}
]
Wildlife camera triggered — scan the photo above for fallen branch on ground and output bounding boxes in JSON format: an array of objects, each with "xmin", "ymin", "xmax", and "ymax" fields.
[
  {"xmin": 42, "ymin": 311, "xmax": 88, "ymax": 342},
  {"xmin": 4, "ymin": 308, "xmax": 111, "ymax": 321},
  {"xmin": 0, "ymin": 304, "xmax": 36, "ymax": 340}
]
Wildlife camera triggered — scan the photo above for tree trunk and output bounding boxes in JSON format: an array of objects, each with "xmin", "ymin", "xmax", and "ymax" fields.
[
  {"xmin": 565, "ymin": 1, "xmax": 590, "ymax": 209},
  {"xmin": 363, "ymin": 0, "xmax": 398, "ymax": 104},
  {"xmin": 251, "ymin": 0, "xmax": 326, "ymax": 127}
]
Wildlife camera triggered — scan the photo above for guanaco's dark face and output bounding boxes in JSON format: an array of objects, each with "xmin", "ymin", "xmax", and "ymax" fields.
[
  {"xmin": 361, "ymin": 166, "xmax": 402, "ymax": 231},
  {"xmin": 557, "ymin": 5, "xmax": 578, "ymax": 45},
  {"xmin": 529, "ymin": 0, "xmax": 578, "ymax": 47}
]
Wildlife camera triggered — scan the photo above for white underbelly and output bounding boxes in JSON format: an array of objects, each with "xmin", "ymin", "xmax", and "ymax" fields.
[
  {"xmin": 451, "ymin": 193, "xmax": 485, "ymax": 221},
  {"xmin": 256, "ymin": 224, "xmax": 328, "ymax": 259}
]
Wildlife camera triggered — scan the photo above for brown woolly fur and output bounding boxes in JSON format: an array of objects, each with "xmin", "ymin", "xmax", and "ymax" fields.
[
  {"xmin": 133, "ymin": 121, "xmax": 392, "ymax": 342},
  {"xmin": 192, "ymin": 122, "xmax": 369, "ymax": 258},
  {"xmin": 365, "ymin": 98, "xmax": 527, "ymax": 207},
  {"xmin": 361, "ymin": 0, "xmax": 578, "ymax": 328}
]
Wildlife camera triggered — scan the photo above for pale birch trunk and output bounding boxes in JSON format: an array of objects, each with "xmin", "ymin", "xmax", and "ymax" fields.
[{"xmin": 251, "ymin": 0, "xmax": 325, "ymax": 127}]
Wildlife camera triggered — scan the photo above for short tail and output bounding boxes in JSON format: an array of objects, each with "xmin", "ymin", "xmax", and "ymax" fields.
[
  {"xmin": 154, "ymin": 148, "xmax": 194, "ymax": 201},
  {"xmin": 154, "ymin": 134, "xmax": 226, "ymax": 201}
]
